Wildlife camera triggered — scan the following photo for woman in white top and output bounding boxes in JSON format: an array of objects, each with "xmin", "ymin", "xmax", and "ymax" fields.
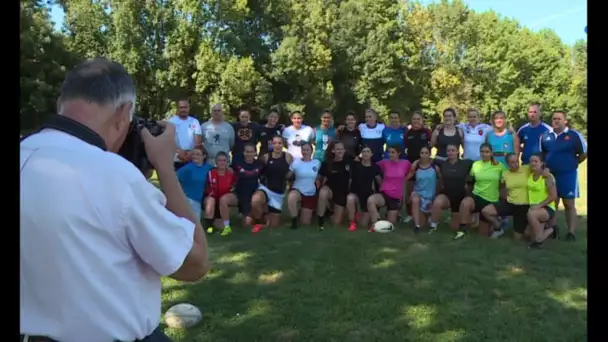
[
  {"xmin": 457, "ymin": 108, "xmax": 493, "ymax": 161},
  {"xmin": 282, "ymin": 111, "xmax": 315, "ymax": 160},
  {"xmin": 286, "ymin": 142, "xmax": 322, "ymax": 229}
]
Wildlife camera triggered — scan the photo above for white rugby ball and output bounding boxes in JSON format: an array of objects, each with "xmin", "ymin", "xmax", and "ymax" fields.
[
  {"xmin": 164, "ymin": 303, "xmax": 202, "ymax": 329},
  {"xmin": 373, "ymin": 220, "xmax": 395, "ymax": 233}
]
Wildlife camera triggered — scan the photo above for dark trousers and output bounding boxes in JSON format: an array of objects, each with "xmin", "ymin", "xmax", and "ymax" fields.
[{"xmin": 20, "ymin": 326, "xmax": 172, "ymax": 342}]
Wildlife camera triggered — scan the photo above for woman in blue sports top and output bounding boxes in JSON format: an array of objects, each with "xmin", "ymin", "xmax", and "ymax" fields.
[
  {"xmin": 486, "ymin": 111, "xmax": 520, "ymax": 167},
  {"xmin": 383, "ymin": 111, "xmax": 407, "ymax": 160},
  {"xmin": 312, "ymin": 110, "xmax": 337, "ymax": 161}
]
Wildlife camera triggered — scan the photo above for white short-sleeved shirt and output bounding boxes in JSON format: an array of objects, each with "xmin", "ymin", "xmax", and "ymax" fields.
[
  {"xmin": 282, "ymin": 125, "xmax": 315, "ymax": 160},
  {"xmin": 290, "ymin": 159, "xmax": 322, "ymax": 196},
  {"xmin": 20, "ymin": 129, "xmax": 195, "ymax": 342},
  {"xmin": 168, "ymin": 115, "xmax": 202, "ymax": 162},
  {"xmin": 458, "ymin": 123, "xmax": 493, "ymax": 161}
]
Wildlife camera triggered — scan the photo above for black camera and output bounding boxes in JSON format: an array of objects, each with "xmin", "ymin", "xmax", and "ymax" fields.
[{"xmin": 118, "ymin": 116, "xmax": 165, "ymax": 173}]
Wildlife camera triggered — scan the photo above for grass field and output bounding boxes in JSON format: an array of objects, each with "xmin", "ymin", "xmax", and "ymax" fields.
[{"xmin": 157, "ymin": 162, "xmax": 587, "ymax": 342}]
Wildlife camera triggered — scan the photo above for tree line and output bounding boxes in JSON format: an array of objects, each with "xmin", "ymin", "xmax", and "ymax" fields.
[{"xmin": 21, "ymin": 0, "xmax": 587, "ymax": 133}]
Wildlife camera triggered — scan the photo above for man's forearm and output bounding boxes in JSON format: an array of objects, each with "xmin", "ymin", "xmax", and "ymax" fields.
[{"xmin": 156, "ymin": 166, "xmax": 207, "ymax": 246}]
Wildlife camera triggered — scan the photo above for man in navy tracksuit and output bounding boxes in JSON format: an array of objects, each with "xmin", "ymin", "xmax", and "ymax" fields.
[{"xmin": 540, "ymin": 111, "xmax": 587, "ymax": 241}]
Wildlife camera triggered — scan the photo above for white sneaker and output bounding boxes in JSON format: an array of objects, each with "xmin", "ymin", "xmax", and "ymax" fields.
[
  {"xmin": 490, "ymin": 229, "xmax": 505, "ymax": 239},
  {"xmin": 402, "ymin": 216, "xmax": 413, "ymax": 223}
]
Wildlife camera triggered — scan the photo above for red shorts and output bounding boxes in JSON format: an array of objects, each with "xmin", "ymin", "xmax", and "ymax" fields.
[{"xmin": 300, "ymin": 194, "xmax": 317, "ymax": 210}]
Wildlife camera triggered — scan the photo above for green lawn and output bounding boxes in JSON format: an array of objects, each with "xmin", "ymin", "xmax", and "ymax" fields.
[{"xmin": 158, "ymin": 162, "xmax": 587, "ymax": 341}]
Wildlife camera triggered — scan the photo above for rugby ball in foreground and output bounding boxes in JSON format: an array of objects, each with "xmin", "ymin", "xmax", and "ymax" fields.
[
  {"xmin": 164, "ymin": 303, "xmax": 202, "ymax": 329},
  {"xmin": 373, "ymin": 220, "xmax": 395, "ymax": 233}
]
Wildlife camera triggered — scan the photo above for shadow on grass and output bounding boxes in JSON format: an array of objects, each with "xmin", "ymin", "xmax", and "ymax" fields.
[{"xmin": 160, "ymin": 209, "xmax": 587, "ymax": 342}]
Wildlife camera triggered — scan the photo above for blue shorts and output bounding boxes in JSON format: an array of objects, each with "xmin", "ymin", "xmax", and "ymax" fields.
[{"xmin": 553, "ymin": 170, "xmax": 579, "ymax": 199}]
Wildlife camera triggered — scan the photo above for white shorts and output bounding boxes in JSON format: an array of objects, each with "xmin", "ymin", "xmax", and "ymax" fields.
[
  {"xmin": 258, "ymin": 184, "xmax": 285, "ymax": 211},
  {"xmin": 187, "ymin": 198, "xmax": 202, "ymax": 222}
]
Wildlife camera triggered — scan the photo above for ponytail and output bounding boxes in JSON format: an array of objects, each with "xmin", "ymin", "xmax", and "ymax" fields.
[{"xmin": 480, "ymin": 142, "xmax": 497, "ymax": 165}]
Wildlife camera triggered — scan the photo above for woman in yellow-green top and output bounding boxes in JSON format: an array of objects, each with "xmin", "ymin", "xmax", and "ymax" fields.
[
  {"xmin": 453, "ymin": 143, "xmax": 505, "ymax": 240},
  {"xmin": 481, "ymin": 153, "xmax": 530, "ymax": 240},
  {"xmin": 527, "ymin": 153, "xmax": 558, "ymax": 249}
]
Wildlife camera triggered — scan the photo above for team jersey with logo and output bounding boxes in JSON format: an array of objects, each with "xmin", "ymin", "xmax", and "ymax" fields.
[
  {"xmin": 258, "ymin": 124, "xmax": 285, "ymax": 155},
  {"xmin": 283, "ymin": 125, "xmax": 315, "ymax": 160},
  {"xmin": 517, "ymin": 122, "xmax": 552, "ymax": 164},
  {"xmin": 458, "ymin": 123, "xmax": 493, "ymax": 161},
  {"xmin": 540, "ymin": 128, "xmax": 587, "ymax": 174},
  {"xmin": 312, "ymin": 126, "xmax": 337, "ymax": 161},
  {"xmin": 383, "ymin": 126, "xmax": 407, "ymax": 159},
  {"xmin": 290, "ymin": 159, "xmax": 322, "ymax": 196},
  {"xmin": 359, "ymin": 123, "xmax": 386, "ymax": 163},
  {"xmin": 232, "ymin": 159, "xmax": 264, "ymax": 198},
  {"xmin": 168, "ymin": 115, "xmax": 202, "ymax": 162},
  {"xmin": 231, "ymin": 122, "xmax": 260, "ymax": 160},
  {"xmin": 205, "ymin": 168, "xmax": 237, "ymax": 199}
]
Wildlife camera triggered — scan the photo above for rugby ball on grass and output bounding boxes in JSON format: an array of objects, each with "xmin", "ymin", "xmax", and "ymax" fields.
[
  {"xmin": 373, "ymin": 220, "xmax": 395, "ymax": 233},
  {"xmin": 164, "ymin": 303, "xmax": 202, "ymax": 329}
]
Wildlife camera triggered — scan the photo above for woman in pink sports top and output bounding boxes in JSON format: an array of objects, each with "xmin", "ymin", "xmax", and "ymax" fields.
[{"xmin": 367, "ymin": 145, "xmax": 412, "ymax": 229}]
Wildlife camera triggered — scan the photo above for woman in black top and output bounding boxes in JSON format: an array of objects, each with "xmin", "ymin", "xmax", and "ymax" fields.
[
  {"xmin": 403, "ymin": 111, "xmax": 432, "ymax": 223},
  {"xmin": 431, "ymin": 108, "xmax": 464, "ymax": 166},
  {"xmin": 232, "ymin": 143, "xmax": 265, "ymax": 226},
  {"xmin": 251, "ymin": 135, "xmax": 293, "ymax": 232},
  {"xmin": 337, "ymin": 111, "xmax": 362, "ymax": 158},
  {"xmin": 317, "ymin": 141, "xmax": 352, "ymax": 230},
  {"xmin": 258, "ymin": 110, "xmax": 285, "ymax": 157},
  {"xmin": 345, "ymin": 146, "xmax": 383, "ymax": 231},
  {"xmin": 428, "ymin": 144, "xmax": 472, "ymax": 232}
]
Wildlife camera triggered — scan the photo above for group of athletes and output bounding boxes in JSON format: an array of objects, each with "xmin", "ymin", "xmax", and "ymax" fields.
[{"xmin": 176, "ymin": 102, "xmax": 586, "ymax": 248}]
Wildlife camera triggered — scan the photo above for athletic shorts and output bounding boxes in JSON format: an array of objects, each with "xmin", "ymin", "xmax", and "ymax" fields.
[
  {"xmin": 382, "ymin": 192, "xmax": 402, "ymax": 211},
  {"xmin": 292, "ymin": 189, "xmax": 317, "ymax": 210},
  {"xmin": 553, "ymin": 170, "xmax": 579, "ymax": 199},
  {"xmin": 495, "ymin": 201, "xmax": 530, "ymax": 234},
  {"xmin": 471, "ymin": 194, "xmax": 496, "ymax": 222},
  {"xmin": 258, "ymin": 185, "xmax": 284, "ymax": 213},
  {"xmin": 439, "ymin": 191, "xmax": 465, "ymax": 213},
  {"xmin": 545, "ymin": 206, "xmax": 556, "ymax": 219},
  {"xmin": 237, "ymin": 193, "xmax": 253, "ymax": 216},
  {"xmin": 330, "ymin": 188, "xmax": 348, "ymax": 207},
  {"xmin": 353, "ymin": 192, "xmax": 373, "ymax": 212},
  {"xmin": 411, "ymin": 192, "xmax": 433, "ymax": 213}
]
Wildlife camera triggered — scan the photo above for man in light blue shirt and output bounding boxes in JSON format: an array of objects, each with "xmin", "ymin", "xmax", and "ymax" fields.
[{"xmin": 168, "ymin": 98, "xmax": 202, "ymax": 170}]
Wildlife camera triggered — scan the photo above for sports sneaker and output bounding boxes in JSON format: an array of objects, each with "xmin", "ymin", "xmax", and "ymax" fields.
[
  {"xmin": 529, "ymin": 241, "xmax": 543, "ymax": 249},
  {"xmin": 318, "ymin": 225, "xmax": 325, "ymax": 231},
  {"xmin": 348, "ymin": 222, "xmax": 357, "ymax": 232},
  {"xmin": 565, "ymin": 232, "xmax": 576, "ymax": 241},
  {"xmin": 414, "ymin": 226, "xmax": 420, "ymax": 234},
  {"xmin": 490, "ymin": 229, "xmax": 505, "ymax": 239},
  {"xmin": 252, "ymin": 224, "xmax": 264, "ymax": 234},
  {"xmin": 368, "ymin": 227, "xmax": 375, "ymax": 233},
  {"xmin": 452, "ymin": 231, "xmax": 465, "ymax": 240},
  {"xmin": 220, "ymin": 226, "xmax": 232, "ymax": 236},
  {"xmin": 428, "ymin": 227, "xmax": 437, "ymax": 234},
  {"xmin": 206, "ymin": 227, "xmax": 214, "ymax": 234},
  {"xmin": 402, "ymin": 216, "xmax": 413, "ymax": 223}
]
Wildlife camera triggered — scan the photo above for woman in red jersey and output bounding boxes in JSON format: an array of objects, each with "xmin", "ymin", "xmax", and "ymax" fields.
[{"xmin": 203, "ymin": 152, "xmax": 238, "ymax": 236}]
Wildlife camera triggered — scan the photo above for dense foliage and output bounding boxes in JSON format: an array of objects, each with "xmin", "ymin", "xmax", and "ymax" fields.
[{"xmin": 20, "ymin": 0, "xmax": 587, "ymax": 133}]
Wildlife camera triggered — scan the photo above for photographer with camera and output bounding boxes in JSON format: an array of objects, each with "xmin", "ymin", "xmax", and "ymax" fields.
[{"xmin": 20, "ymin": 57, "xmax": 210, "ymax": 342}]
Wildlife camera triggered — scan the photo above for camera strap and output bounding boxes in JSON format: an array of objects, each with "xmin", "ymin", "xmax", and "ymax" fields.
[{"xmin": 20, "ymin": 115, "xmax": 108, "ymax": 151}]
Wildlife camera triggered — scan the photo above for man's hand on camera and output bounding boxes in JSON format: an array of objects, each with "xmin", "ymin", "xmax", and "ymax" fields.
[{"xmin": 141, "ymin": 121, "xmax": 177, "ymax": 171}]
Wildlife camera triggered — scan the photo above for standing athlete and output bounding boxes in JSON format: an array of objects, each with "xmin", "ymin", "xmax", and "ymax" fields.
[
  {"xmin": 383, "ymin": 111, "xmax": 407, "ymax": 160},
  {"xmin": 432, "ymin": 108, "xmax": 464, "ymax": 166},
  {"xmin": 458, "ymin": 108, "xmax": 493, "ymax": 161},
  {"xmin": 312, "ymin": 110, "xmax": 337, "ymax": 161},
  {"xmin": 231, "ymin": 109, "xmax": 260, "ymax": 165},
  {"xmin": 168, "ymin": 98, "xmax": 202, "ymax": 170},
  {"xmin": 201, "ymin": 104, "xmax": 235, "ymax": 165},
  {"xmin": 283, "ymin": 111, "xmax": 315, "ymax": 160},
  {"xmin": 359, "ymin": 108, "xmax": 386, "ymax": 163},
  {"xmin": 258, "ymin": 110, "xmax": 285, "ymax": 157},
  {"xmin": 540, "ymin": 111, "xmax": 587, "ymax": 241},
  {"xmin": 517, "ymin": 102, "xmax": 552, "ymax": 165},
  {"xmin": 338, "ymin": 112, "xmax": 362, "ymax": 159},
  {"xmin": 486, "ymin": 111, "xmax": 520, "ymax": 167}
]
